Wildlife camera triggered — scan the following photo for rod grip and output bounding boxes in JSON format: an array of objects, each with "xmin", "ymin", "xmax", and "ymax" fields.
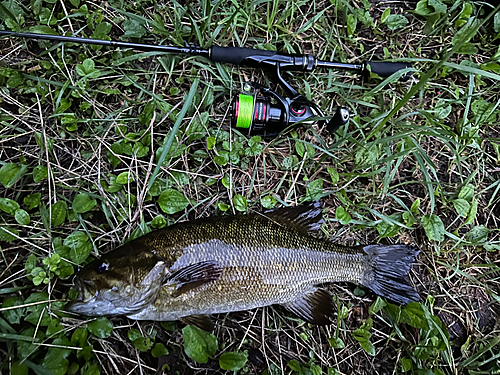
[
  {"xmin": 211, "ymin": 45, "xmax": 277, "ymax": 65},
  {"xmin": 363, "ymin": 61, "xmax": 412, "ymax": 79}
]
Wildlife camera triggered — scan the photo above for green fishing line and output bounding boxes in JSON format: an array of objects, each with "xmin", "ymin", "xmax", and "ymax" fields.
[{"xmin": 235, "ymin": 94, "xmax": 254, "ymax": 129}]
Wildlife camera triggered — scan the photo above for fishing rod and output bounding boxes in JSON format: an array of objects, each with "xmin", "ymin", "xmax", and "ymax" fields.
[{"xmin": 0, "ymin": 30, "xmax": 412, "ymax": 136}]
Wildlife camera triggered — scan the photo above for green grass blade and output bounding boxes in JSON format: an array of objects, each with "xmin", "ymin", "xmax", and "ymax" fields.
[
  {"xmin": 146, "ymin": 78, "xmax": 200, "ymax": 192},
  {"xmin": 365, "ymin": 4, "xmax": 500, "ymax": 141}
]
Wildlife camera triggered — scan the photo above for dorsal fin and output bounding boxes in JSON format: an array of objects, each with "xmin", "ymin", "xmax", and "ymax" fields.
[{"xmin": 263, "ymin": 201, "xmax": 324, "ymax": 235}]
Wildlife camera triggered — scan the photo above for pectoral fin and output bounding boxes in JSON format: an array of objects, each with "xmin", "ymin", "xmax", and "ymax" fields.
[
  {"xmin": 181, "ymin": 314, "xmax": 213, "ymax": 332},
  {"xmin": 281, "ymin": 288, "xmax": 334, "ymax": 325},
  {"xmin": 165, "ymin": 261, "xmax": 222, "ymax": 297}
]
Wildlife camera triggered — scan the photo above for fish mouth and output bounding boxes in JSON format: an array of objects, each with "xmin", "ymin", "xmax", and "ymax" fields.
[
  {"xmin": 65, "ymin": 277, "xmax": 97, "ymax": 313},
  {"xmin": 65, "ymin": 298, "xmax": 88, "ymax": 313},
  {"xmin": 66, "ymin": 272, "xmax": 162, "ymax": 316},
  {"xmin": 65, "ymin": 276, "xmax": 146, "ymax": 316}
]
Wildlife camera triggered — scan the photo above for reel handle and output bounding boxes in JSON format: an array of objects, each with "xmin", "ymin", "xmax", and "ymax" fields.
[
  {"xmin": 327, "ymin": 107, "xmax": 350, "ymax": 133},
  {"xmin": 363, "ymin": 61, "xmax": 412, "ymax": 80}
]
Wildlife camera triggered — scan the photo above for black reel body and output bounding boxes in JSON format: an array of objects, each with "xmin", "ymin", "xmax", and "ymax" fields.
[{"xmin": 230, "ymin": 84, "xmax": 349, "ymax": 137}]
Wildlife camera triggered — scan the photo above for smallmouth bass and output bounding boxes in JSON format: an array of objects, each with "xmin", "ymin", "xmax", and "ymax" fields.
[{"xmin": 66, "ymin": 203, "xmax": 419, "ymax": 329}]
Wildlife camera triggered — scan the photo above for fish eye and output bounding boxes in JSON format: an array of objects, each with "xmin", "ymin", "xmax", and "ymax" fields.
[{"xmin": 96, "ymin": 261, "xmax": 109, "ymax": 274}]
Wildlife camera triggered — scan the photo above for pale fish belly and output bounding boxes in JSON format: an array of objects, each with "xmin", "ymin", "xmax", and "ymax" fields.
[{"xmin": 127, "ymin": 239, "xmax": 365, "ymax": 321}]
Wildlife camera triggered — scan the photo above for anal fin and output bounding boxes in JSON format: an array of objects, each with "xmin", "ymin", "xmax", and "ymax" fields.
[
  {"xmin": 166, "ymin": 261, "xmax": 222, "ymax": 297},
  {"xmin": 281, "ymin": 288, "xmax": 334, "ymax": 325},
  {"xmin": 181, "ymin": 314, "xmax": 213, "ymax": 332}
]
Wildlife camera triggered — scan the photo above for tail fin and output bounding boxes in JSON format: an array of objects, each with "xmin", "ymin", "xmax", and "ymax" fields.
[{"xmin": 360, "ymin": 244, "xmax": 420, "ymax": 304}]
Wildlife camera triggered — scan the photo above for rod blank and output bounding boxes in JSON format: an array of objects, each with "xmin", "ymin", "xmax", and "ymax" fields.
[
  {"xmin": 0, "ymin": 31, "xmax": 210, "ymax": 57},
  {"xmin": 0, "ymin": 31, "xmax": 411, "ymax": 77}
]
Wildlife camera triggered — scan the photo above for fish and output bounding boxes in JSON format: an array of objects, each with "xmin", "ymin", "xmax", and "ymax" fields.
[{"xmin": 66, "ymin": 202, "xmax": 419, "ymax": 330}]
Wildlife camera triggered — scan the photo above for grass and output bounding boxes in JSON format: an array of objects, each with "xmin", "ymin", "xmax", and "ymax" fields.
[{"xmin": 1, "ymin": 0, "xmax": 500, "ymax": 374}]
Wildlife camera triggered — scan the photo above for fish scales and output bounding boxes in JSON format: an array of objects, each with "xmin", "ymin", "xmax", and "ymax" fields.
[
  {"xmin": 128, "ymin": 214, "xmax": 365, "ymax": 321},
  {"xmin": 66, "ymin": 203, "xmax": 420, "ymax": 327}
]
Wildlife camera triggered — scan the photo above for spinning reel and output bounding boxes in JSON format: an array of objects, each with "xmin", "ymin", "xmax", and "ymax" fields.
[
  {"xmin": 230, "ymin": 83, "xmax": 349, "ymax": 137},
  {"xmin": 228, "ymin": 57, "xmax": 352, "ymax": 137}
]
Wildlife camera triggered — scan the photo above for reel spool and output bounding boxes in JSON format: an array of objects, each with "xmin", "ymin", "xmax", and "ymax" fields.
[
  {"xmin": 231, "ymin": 94, "xmax": 285, "ymax": 135},
  {"xmin": 230, "ymin": 87, "xmax": 350, "ymax": 137}
]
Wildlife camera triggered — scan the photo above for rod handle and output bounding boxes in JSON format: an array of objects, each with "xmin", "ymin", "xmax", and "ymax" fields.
[
  {"xmin": 363, "ymin": 61, "xmax": 412, "ymax": 80},
  {"xmin": 211, "ymin": 45, "xmax": 277, "ymax": 65}
]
